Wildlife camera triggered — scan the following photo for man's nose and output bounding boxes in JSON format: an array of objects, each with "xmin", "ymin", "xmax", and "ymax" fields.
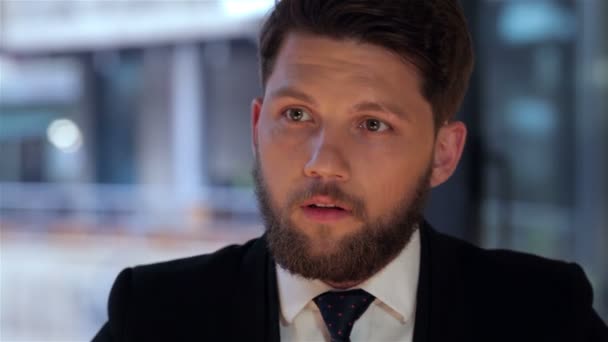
[{"xmin": 303, "ymin": 130, "xmax": 350, "ymax": 181}]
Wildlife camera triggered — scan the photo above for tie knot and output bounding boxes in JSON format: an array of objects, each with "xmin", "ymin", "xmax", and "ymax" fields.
[{"xmin": 313, "ymin": 289, "xmax": 375, "ymax": 342}]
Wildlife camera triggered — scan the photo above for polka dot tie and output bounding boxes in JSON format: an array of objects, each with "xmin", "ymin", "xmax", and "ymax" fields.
[{"xmin": 313, "ymin": 289, "xmax": 375, "ymax": 342}]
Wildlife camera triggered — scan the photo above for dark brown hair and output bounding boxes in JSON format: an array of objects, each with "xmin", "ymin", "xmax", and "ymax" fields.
[{"xmin": 258, "ymin": 0, "xmax": 475, "ymax": 127}]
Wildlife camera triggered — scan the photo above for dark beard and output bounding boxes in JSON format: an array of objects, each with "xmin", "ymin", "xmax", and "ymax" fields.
[{"xmin": 253, "ymin": 158, "xmax": 431, "ymax": 284}]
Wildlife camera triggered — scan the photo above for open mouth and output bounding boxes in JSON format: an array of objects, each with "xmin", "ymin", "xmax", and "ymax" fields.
[
  {"xmin": 305, "ymin": 203, "xmax": 346, "ymax": 211},
  {"xmin": 300, "ymin": 199, "xmax": 352, "ymax": 222}
]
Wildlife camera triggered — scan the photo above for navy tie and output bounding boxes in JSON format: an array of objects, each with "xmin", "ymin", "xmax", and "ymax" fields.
[{"xmin": 313, "ymin": 289, "xmax": 375, "ymax": 342}]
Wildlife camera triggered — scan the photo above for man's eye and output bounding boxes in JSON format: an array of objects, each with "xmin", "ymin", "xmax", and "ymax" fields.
[
  {"xmin": 284, "ymin": 108, "xmax": 312, "ymax": 122},
  {"xmin": 361, "ymin": 118, "xmax": 390, "ymax": 132}
]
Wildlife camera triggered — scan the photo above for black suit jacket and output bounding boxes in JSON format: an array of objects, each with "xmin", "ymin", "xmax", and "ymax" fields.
[{"xmin": 93, "ymin": 221, "xmax": 608, "ymax": 341}]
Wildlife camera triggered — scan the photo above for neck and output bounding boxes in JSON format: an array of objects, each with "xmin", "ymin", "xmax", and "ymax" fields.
[{"xmin": 323, "ymin": 279, "xmax": 364, "ymax": 290}]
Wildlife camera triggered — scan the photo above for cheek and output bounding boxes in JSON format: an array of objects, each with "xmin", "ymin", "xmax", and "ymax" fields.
[
  {"xmin": 358, "ymin": 168, "xmax": 420, "ymax": 217},
  {"xmin": 349, "ymin": 142, "xmax": 430, "ymax": 209},
  {"xmin": 256, "ymin": 120, "xmax": 310, "ymax": 200},
  {"xmin": 258, "ymin": 115, "xmax": 311, "ymax": 152},
  {"xmin": 259, "ymin": 116, "xmax": 318, "ymax": 168}
]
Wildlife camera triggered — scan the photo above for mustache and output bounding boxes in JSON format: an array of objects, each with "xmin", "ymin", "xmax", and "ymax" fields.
[{"xmin": 286, "ymin": 181, "xmax": 367, "ymax": 220}]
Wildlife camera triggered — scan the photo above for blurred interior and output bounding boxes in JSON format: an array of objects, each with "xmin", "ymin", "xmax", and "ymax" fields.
[{"xmin": 1, "ymin": 0, "xmax": 607, "ymax": 340}]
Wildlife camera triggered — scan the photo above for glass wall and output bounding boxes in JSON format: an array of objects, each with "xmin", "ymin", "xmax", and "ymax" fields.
[{"xmin": 477, "ymin": 0, "xmax": 607, "ymax": 319}]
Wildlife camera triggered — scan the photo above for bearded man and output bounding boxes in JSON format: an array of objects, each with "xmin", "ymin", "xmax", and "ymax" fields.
[{"xmin": 93, "ymin": 1, "xmax": 608, "ymax": 341}]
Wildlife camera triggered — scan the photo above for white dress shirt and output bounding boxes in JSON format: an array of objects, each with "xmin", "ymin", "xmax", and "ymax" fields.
[{"xmin": 276, "ymin": 229, "xmax": 420, "ymax": 342}]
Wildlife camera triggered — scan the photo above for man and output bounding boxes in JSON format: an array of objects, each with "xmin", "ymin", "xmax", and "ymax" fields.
[{"xmin": 93, "ymin": 0, "xmax": 608, "ymax": 341}]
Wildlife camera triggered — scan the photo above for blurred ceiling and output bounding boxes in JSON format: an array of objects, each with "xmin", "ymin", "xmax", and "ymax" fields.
[{"xmin": 0, "ymin": 0, "xmax": 274, "ymax": 54}]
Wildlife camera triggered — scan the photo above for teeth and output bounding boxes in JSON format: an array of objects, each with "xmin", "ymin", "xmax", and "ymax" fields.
[
  {"xmin": 314, "ymin": 203, "xmax": 337, "ymax": 208},
  {"xmin": 315, "ymin": 203, "xmax": 336, "ymax": 208}
]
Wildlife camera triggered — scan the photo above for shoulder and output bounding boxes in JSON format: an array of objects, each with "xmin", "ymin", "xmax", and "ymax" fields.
[
  {"xmin": 116, "ymin": 235, "xmax": 267, "ymax": 300},
  {"xmin": 102, "ymin": 236, "xmax": 269, "ymax": 340},
  {"xmin": 473, "ymin": 244, "xmax": 592, "ymax": 308},
  {"xmin": 130, "ymin": 236, "xmax": 262, "ymax": 287},
  {"xmin": 428, "ymin": 226, "xmax": 588, "ymax": 291},
  {"xmin": 426, "ymin": 227, "xmax": 602, "ymax": 340}
]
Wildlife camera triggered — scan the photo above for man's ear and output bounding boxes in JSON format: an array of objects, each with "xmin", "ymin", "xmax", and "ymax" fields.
[
  {"xmin": 251, "ymin": 97, "xmax": 263, "ymax": 156},
  {"xmin": 430, "ymin": 121, "xmax": 467, "ymax": 188}
]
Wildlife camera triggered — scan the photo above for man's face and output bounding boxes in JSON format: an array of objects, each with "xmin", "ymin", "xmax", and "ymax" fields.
[{"xmin": 251, "ymin": 32, "xmax": 456, "ymax": 284}]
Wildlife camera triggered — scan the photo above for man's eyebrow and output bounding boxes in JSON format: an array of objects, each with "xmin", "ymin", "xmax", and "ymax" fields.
[
  {"xmin": 353, "ymin": 101, "xmax": 411, "ymax": 122},
  {"xmin": 268, "ymin": 87, "xmax": 318, "ymax": 107}
]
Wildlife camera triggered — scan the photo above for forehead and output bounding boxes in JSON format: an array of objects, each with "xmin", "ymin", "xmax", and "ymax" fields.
[{"xmin": 265, "ymin": 32, "xmax": 429, "ymax": 113}]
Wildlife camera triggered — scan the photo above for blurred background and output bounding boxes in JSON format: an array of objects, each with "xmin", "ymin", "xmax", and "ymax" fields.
[{"xmin": 0, "ymin": 0, "xmax": 606, "ymax": 340}]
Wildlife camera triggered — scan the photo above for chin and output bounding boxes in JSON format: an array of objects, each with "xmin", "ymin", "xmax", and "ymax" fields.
[
  {"xmin": 297, "ymin": 224, "xmax": 356, "ymax": 254},
  {"xmin": 298, "ymin": 218, "xmax": 355, "ymax": 236}
]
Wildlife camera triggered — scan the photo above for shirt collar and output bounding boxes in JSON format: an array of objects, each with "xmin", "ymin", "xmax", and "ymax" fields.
[{"xmin": 275, "ymin": 228, "xmax": 421, "ymax": 324}]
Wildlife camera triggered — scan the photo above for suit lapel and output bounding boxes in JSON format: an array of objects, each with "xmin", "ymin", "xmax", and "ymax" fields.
[
  {"xmin": 413, "ymin": 221, "xmax": 470, "ymax": 342},
  {"xmin": 413, "ymin": 221, "xmax": 431, "ymax": 342},
  {"xmin": 229, "ymin": 235, "xmax": 281, "ymax": 342}
]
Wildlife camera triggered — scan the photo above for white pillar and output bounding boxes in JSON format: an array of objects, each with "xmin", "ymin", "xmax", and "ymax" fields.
[{"xmin": 170, "ymin": 45, "xmax": 207, "ymax": 212}]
